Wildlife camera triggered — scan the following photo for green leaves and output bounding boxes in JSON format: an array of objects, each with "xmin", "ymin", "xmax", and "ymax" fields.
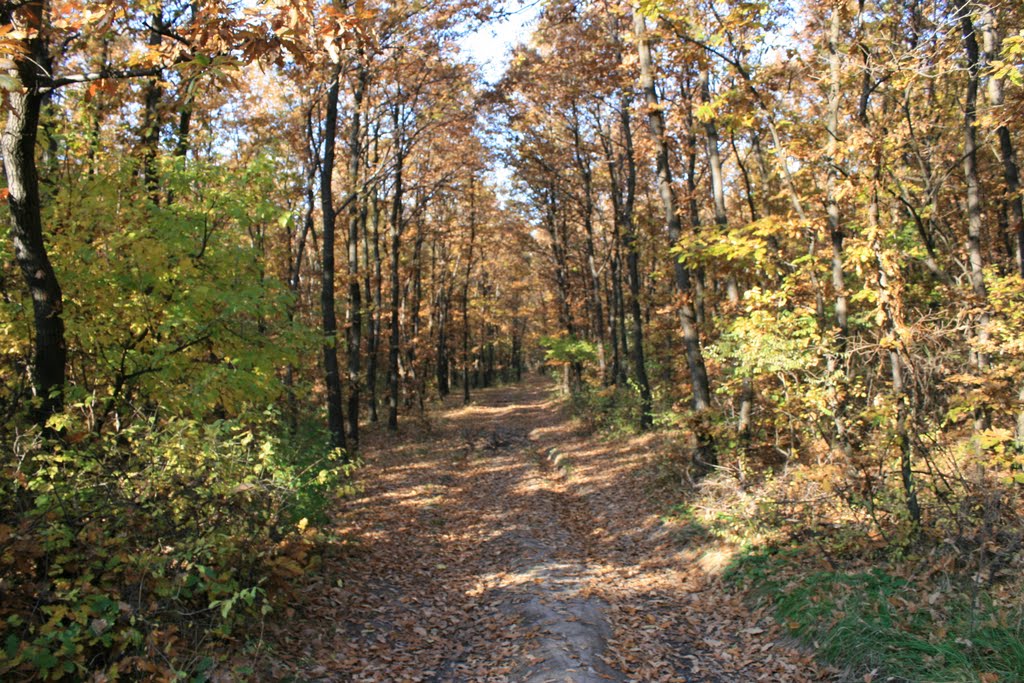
[
  {"xmin": 1, "ymin": 406, "xmax": 354, "ymax": 680},
  {"xmin": 540, "ymin": 334, "xmax": 598, "ymax": 365},
  {"xmin": 47, "ymin": 151, "xmax": 308, "ymax": 419},
  {"xmin": 993, "ymin": 34, "xmax": 1024, "ymax": 87}
]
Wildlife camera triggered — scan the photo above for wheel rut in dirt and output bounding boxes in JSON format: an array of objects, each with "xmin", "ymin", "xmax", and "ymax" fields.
[{"xmin": 265, "ymin": 379, "xmax": 834, "ymax": 682}]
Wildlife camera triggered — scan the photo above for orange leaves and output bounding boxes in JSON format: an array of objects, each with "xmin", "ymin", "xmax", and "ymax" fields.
[
  {"xmin": 255, "ymin": 0, "xmax": 369, "ymax": 67},
  {"xmin": 49, "ymin": 0, "xmax": 121, "ymax": 33},
  {"xmin": 251, "ymin": 383, "xmax": 838, "ymax": 681},
  {"xmin": 84, "ymin": 78, "xmax": 117, "ymax": 102}
]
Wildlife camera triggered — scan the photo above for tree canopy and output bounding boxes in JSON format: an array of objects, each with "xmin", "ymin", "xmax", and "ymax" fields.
[{"xmin": 1, "ymin": 0, "xmax": 1023, "ymax": 679}]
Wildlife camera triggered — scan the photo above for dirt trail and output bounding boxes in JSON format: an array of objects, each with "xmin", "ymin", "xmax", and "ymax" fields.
[{"xmin": 263, "ymin": 379, "xmax": 835, "ymax": 682}]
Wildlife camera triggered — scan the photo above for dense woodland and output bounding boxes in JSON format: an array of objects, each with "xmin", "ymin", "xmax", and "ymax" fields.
[{"xmin": 1, "ymin": 0, "xmax": 1023, "ymax": 679}]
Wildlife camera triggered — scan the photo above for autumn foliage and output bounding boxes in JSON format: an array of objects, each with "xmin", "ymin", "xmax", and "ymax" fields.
[{"xmin": 0, "ymin": 0, "xmax": 1023, "ymax": 680}]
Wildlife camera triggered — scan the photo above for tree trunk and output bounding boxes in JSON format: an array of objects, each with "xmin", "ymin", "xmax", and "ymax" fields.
[
  {"xmin": 285, "ymin": 105, "xmax": 320, "ymax": 433},
  {"xmin": 979, "ymin": 6, "xmax": 1023, "ymax": 277},
  {"xmin": 826, "ymin": 6, "xmax": 852, "ymax": 457},
  {"xmin": 462, "ymin": 178, "xmax": 477, "ymax": 405},
  {"xmin": 346, "ymin": 64, "xmax": 367, "ymax": 446},
  {"xmin": 702, "ymin": 67, "xmax": 752, "ymax": 453},
  {"xmin": 961, "ymin": 10, "xmax": 991, "ymax": 373},
  {"xmin": 701, "ymin": 68, "xmax": 738, "ymax": 306},
  {"xmin": 436, "ymin": 285, "xmax": 450, "ymax": 397},
  {"xmin": 320, "ymin": 63, "xmax": 347, "ymax": 452},
  {"xmin": 616, "ymin": 98, "xmax": 653, "ymax": 428},
  {"xmin": 367, "ymin": 132, "xmax": 383, "ymax": 423},
  {"xmin": 409, "ymin": 216, "xmax": 426, "ymax": 411},
  {"xmin": 634, "ymin": 10, "xmax": 715, "ymax": 469},
  {"xmin": 684, "ymin": 83, "xmax": 706, "ymax": 325},
  {"xmin": 388, "ymin": 103, "xmax": 405, "ymax": 430},
  {"xmin": 598, "ymin": 110, "xmax": 631, "ymax": 387},
  {"xmin": 570, "ymin": 103, "xmax": 608, "ymax": 383},
  {"xmin": 869, "ymin": 163, "xmax": 921, "ymax": 530},
  {"xmin": 362, "ymin": 183, "xmax": 376, "ymax": 422},
  {"xmin": 139, "ymin": 9, "xmax": 164, "ymax": 202},
  {"xmin": 1, "ymin": 2, "xmax": 66, "ymax": 422}
]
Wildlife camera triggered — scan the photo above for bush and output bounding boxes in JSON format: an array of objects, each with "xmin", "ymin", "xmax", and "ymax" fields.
[
  {"xmin": 0, "ymin": 408, "xmax": 355, "ymax": 680},
  {"xmin": 728, "ymin": 551, "xmax": 1024, "ymax": 682}
]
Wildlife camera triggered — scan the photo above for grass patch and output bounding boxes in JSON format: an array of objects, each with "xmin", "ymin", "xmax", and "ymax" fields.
[{"xmin": 727, "ymin": 550, "xmax": 1024, "ymax": 682}]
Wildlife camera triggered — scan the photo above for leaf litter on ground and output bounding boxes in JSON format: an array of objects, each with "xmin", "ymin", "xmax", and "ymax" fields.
[{"xmin": 255, "ymin": 378, "xmax": 838, "ymax": 682}]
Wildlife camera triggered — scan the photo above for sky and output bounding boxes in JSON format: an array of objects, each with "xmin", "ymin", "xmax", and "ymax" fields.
[
  {"xmin": 456, "ymin": 1, "xmax": 544, "ymax": 200},
  {"xmin": 458, "ymin": 1, "xmax": 543, "ymax": 84}
]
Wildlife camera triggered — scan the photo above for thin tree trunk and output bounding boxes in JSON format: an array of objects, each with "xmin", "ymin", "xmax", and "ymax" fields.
[
  {"xmin": 570, "ymin": 103, "xmax": 608, "ymax": 383},
  {"xmin": 368, "ymin": 132, "xmax": 383, "ymax": 422},
  {"xmin": 684, "ymin": 83, "xmax": 706, "ymax": 325},
  {"xmin": 869, "ymin": 163, "xmax": 921, "ymax": 529},
  {"xmin": 701, "ymin": 68, "xmax": 738, "ymax": 306},
  {"xmin": 979, "ymin": 6, "xmax": 1023, "ymax": 276},
  {"xmin": 978, "ymin": 5, "xmax": 1024, "ymax": 444},
  {"xmin": 462, "ymin": 178, "xmax": 477, "ymax": 404},
  {"xmin": 599, "ymin": 109, "xmax": 631, "ymax": 387},
  {"xmin": 388, "ymin": 103, "xmax": 405, "ymax": 430},
  {"xmin": 285, "ymin": 105, "xmax": 320, "ymax": 433},
  {"xmin": 961, "ymin": 10, "xmax": 991, "ymax": 374},
  {"xmin": 702, "ymin": 67, "xmax": 751, "ymax": 452},
  {"xmin": 139, "ymin": 9, "xmax": 164, "ymax": 202},
  {"xmin": 634, "ymin": 10, "xmax": 715, "ymax": 469},
  {"xmin": 409, "ymin": 216, "xmax": 426, "ymax": 410},
  {"xmin": 320, "ymin": 62, "xmax": 347, "ymax": 452},
  {"xmin": 617, "ymin": 96, "xmax": 653, "ymax": 428},
  {"xmin": 346, "ymin": 64, "xmax": 367, "ymax": 446},
  {"xmin": 436, "ymin": 284, "xmax": 450, "ymax": 397},
  {"xmin": 826, "ymin": 6, "xmax": 852, "ymax": 457},
  {"xmin": 362, "ymin": 183, "xmax": 375, "ymax": 421}
]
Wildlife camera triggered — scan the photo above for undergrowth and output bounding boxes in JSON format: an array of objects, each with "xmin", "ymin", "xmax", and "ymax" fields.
[
  {"xmin": 592, "ymin": 390, "xmax": 1024, "ymax": 682},
  {"xmin": 727, "ymin": 550, "xmax": 1024, "ymax": 682},
  {"xmin": 570, "ymin": 383, "xmax": 647, "ymax": 436},
  {"xmin": 0, "ymin": 407, "xmax": 356, "ymax": 681}
]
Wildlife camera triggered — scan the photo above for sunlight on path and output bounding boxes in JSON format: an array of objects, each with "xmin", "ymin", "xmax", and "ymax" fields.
[{"xmin": 263, "ymin": 378, "xmax": 835, "ymax": 682}]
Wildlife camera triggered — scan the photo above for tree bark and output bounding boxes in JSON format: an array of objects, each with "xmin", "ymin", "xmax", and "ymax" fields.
[
  {"xmin": 388, "ymin": 102, "xmax": 405, "ymax": 430},
  {"xmin": 617, "ymin": 98, "xmax": 652, "ymax": 428},
  {"xmin": 320, "ymin": 62, "xmax": 347, "ymax": 452},
  {"xmin": 569, "ymin": 103, "xmax": 608, "ymax": 383},
  {"xmin": 826, "ymin": 6, "xmax": 852, "ymax": 457},
  {"xmin": 961, "ymin": 10, "xmax": 991, "ymax": 373},
  {"xmin": 979, "ymin": 6, "xmax": 1023, "ymax": 277},
  {"xmin": 367, "ymin": 130, "xmax": 383, "ymax": 422},
  {"xmin": 346, "ymin": 63, "xmax": 367, "ymax": 446},
  {"xmin": 634, "ymin": 10, "xmax": 715, "ymax": 469},
  {"xmin": 1, "ymin": 2, "xmax": 66, "ymax": 422},
  {"xmin": 139, "ymin": 9, "xmax": 165, "ymax": 202},
  {"xmin": 868, "ymin": 162, "xmax": 921, "ymax": 529},
  {"xmin": 701, "ymin": 68, "xmax": 738, "ymax": 306},
  {"xmin": 462, "ymin": 177, "xmax": 477, "ymax": 404}
]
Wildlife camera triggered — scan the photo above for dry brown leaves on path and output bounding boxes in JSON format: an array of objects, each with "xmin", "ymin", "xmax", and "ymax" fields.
[{"xmin": 258, "ymin": 378, "xmax": 838, "ymax": 682}]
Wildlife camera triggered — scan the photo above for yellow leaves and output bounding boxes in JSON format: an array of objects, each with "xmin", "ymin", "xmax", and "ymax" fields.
[
  {"xmin": 635, "ymin": 0, "xmax": 669, "ymax": 21},
  {"xmin": 41, "ymin": 605, "xmax": 70, "ymax": 633},
  {"xmin": 974, "ymin": 427, "xmax": 1014, "ymax": 452},
  {"xmin": 270, "ymin": 556, "xmax": 305, "ymax": 577},
  {"xmin": 695, "ymin": 101, "xmax": 716, "ymax": 123}
]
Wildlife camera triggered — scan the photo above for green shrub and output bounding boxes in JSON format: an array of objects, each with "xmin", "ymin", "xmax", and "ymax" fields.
[
  {"xmin": 540, "ymin": 335, "xmax": 597, "ymax": 367},
  {"xmin": 0, "ymin": 408, "xmax": 355, "ymax": 680},
  {"xmin": 728, "ymin": 551, "xmax": 1024, "ymax": 682}
]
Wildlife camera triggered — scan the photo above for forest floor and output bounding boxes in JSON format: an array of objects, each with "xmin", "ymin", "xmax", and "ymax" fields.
[{"xmin": 257, "ymin": 378, "xmax": 839, "ymax": 682}]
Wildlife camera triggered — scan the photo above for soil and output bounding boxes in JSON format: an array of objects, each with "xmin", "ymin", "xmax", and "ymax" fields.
[{"xmin": 260, "ymin": 378, "xmax": 837, "ymax": 682}]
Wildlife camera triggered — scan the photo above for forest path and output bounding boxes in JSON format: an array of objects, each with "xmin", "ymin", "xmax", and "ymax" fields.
[{"xmin": 263, "ymin": 378, "xmax": 835, "ymax": 682}]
